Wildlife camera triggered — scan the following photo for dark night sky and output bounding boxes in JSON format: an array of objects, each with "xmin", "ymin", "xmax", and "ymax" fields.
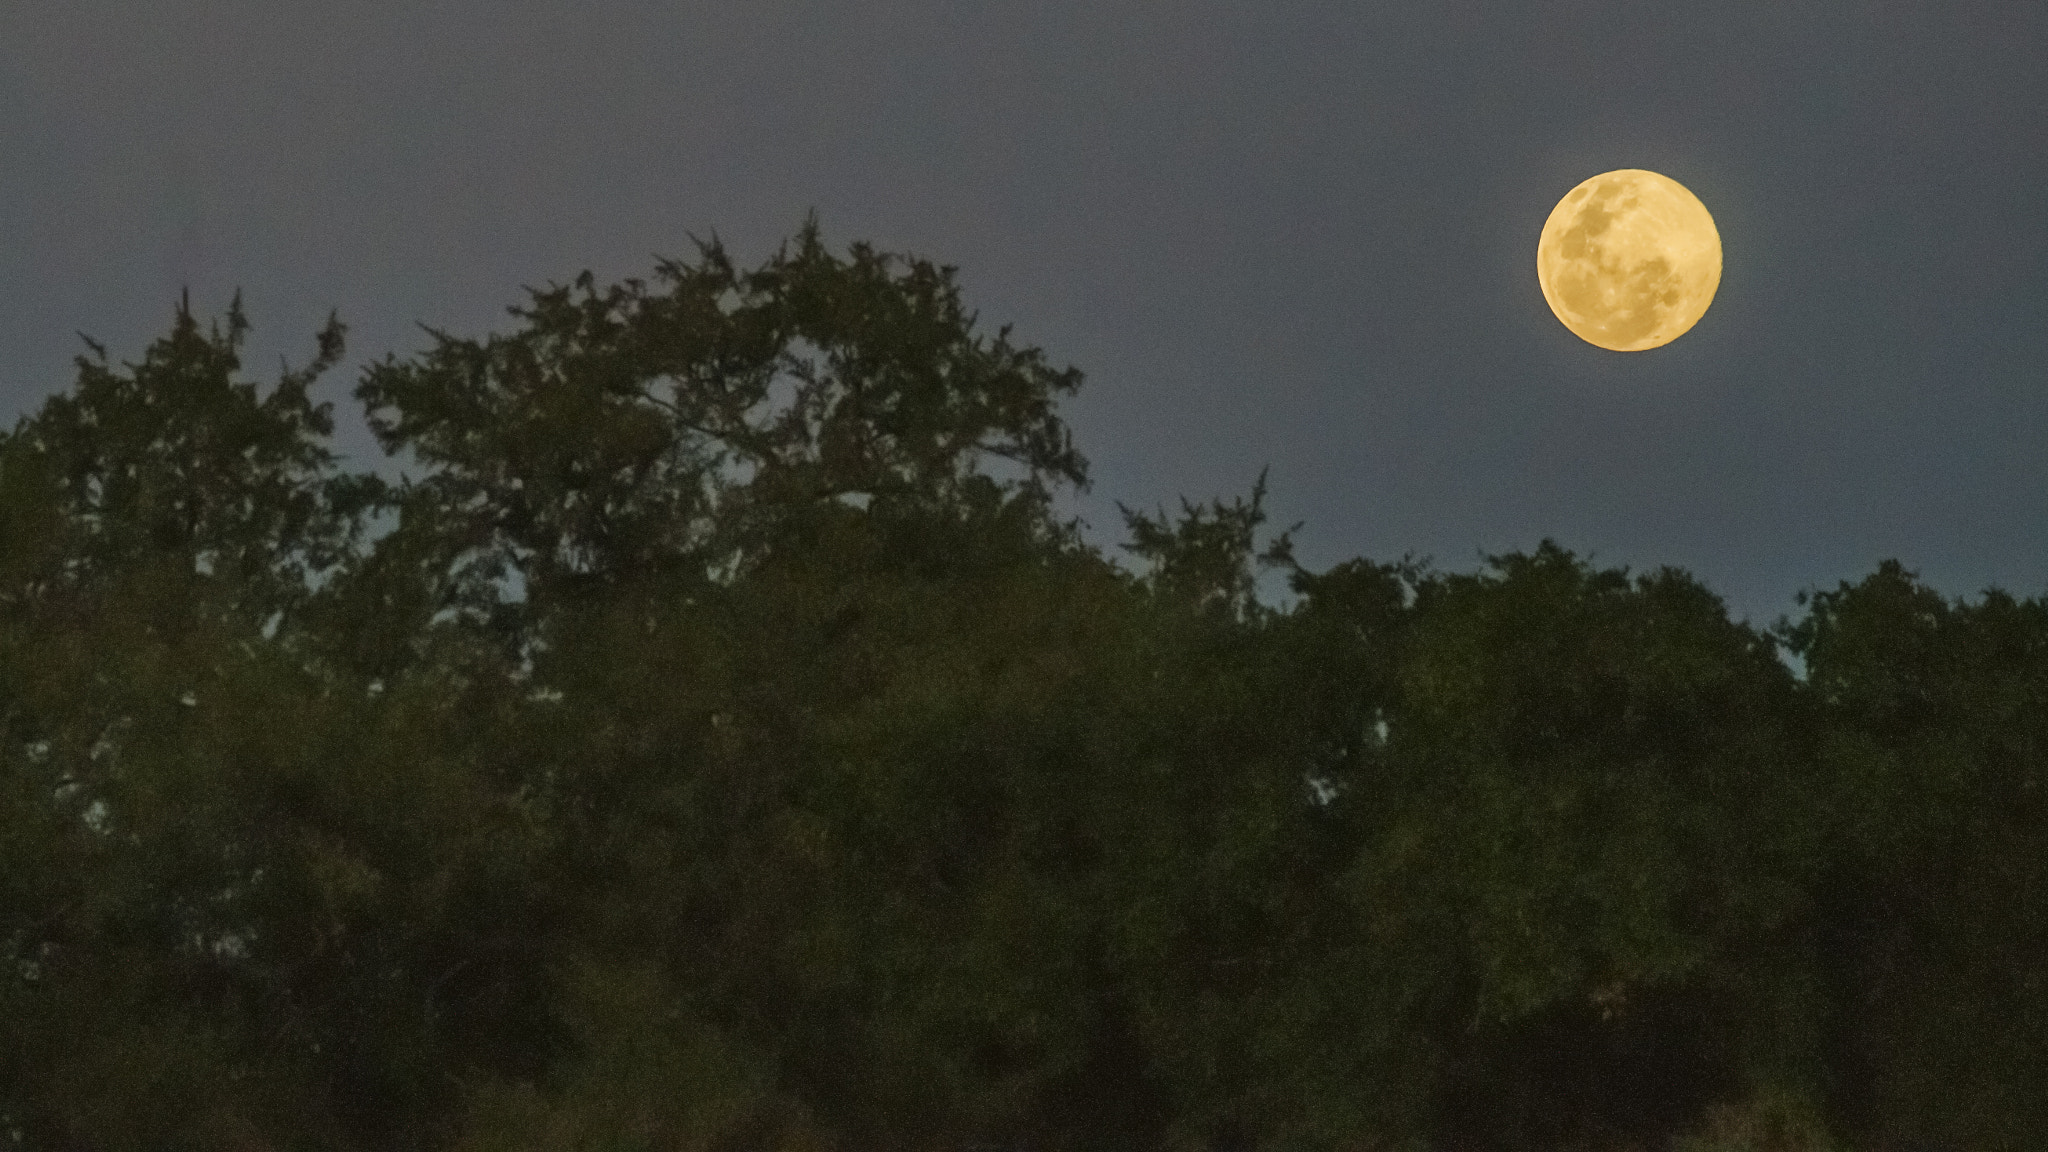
[{"xmin": 2, "ymin": 2, "xmax": 2042, "ymax": 633}]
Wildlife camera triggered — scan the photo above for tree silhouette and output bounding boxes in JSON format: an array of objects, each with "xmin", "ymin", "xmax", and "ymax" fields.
[
  {"xmin": 1, "ymin": 227, "xmax": 2043, "ymax": 1152},
  {"xmin": 1775, "ymin": 562, "xmax": 2048, "ymax": 1150}
]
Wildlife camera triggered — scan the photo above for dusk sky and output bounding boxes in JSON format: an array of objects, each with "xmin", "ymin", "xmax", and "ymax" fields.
[{"xmin": 2, "ymin": 2, "xmax": 2041, "ymax": 634}]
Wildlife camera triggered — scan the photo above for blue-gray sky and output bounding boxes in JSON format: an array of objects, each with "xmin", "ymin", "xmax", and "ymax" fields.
[{"xmin": 2, "ymin": 2, "xmax": 2042, "ymax": 631}]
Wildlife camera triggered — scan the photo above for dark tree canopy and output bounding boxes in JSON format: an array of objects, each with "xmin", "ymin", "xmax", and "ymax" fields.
[
  {"xmin": 352, "ymin": 214, "xmax": 1088, "ymax": 638},
  {"xmin": 1, "ymin": 224, "xmax": 2041, "ymax": 1152}
]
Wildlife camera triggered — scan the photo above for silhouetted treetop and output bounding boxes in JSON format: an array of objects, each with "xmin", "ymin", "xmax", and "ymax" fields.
[
  {"xmin": 351, "ymin": 214, "xmax": 1093, "ymax": 625},
  {"xmin": 0, "ymin": 290, "xmax": 383, "ymax": 635}
]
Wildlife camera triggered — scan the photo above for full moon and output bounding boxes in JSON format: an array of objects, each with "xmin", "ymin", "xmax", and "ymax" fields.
[{"xmin": 1537, "ymin": 169, "xmax": 1721, "ymax": 351}]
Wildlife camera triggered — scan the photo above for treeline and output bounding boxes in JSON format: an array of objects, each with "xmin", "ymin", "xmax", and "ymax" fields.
[{"xmin": 0, "ymin": 222, "xmax": 2042, "ymax": 1152}]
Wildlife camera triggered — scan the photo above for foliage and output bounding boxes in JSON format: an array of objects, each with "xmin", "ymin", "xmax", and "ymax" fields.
[
  {"xmin": 1670, "ymin": 1084, "xmax": 1840, "ymax": 1152},
  {"xmin": 1773, "ymin": 563, "xmax": 2048, "ymax": 1150},
  {"xmin": 1, "ymin": 225, "xmax": 2043, "ymax": 1151}
]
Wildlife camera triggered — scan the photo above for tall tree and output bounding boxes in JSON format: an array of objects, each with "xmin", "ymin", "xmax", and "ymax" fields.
[
  {"xmin": 1776, "ymin": 562, "xmax": 2048, "ymax": 1150},
  {"xmin": 342, "ymin": 218, "xmax": 1115, "ymax": 1149},
  {"xmin": 348, "ymin": 212, "xmax": 1089, "ymax": 663},
  {"xmin": 1356, "ymin": 542, "xmax": 1823, "ymax": 1152},
  {"xmin": 0, "ymin": 295, "xmax": 388, "ymax": 1149}
]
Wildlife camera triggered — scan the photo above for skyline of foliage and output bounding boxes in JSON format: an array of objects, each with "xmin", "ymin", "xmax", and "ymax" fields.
[{"xmin": 1, "ymin": 220, "xmax": 2041, "ymax": 1152}]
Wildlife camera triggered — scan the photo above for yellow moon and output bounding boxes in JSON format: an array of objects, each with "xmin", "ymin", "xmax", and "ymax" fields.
[{"xmin": 1537, "ymin": 169, "xmax": 1721, "ymax": 351}]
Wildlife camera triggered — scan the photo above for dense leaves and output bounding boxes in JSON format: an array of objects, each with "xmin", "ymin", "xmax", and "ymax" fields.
[
  {"xmin": 2, "ymin": 228, "xmax": 2042, "ymax": 1151},
  {"xmin": 1773, "ymin": 564, "xmax": 2048, "ymax": 1150}
]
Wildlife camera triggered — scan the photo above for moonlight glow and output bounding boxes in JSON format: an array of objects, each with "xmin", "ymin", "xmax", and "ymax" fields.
[{"xmin": 1538, "ymin": 169, "xmax": 1722, "ymax": 352}]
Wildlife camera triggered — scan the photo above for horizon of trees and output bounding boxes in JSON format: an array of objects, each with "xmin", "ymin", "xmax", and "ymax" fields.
[{"xmin": 0, "ymin": 218, "xmax": 2042, "ymax": 1152}]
